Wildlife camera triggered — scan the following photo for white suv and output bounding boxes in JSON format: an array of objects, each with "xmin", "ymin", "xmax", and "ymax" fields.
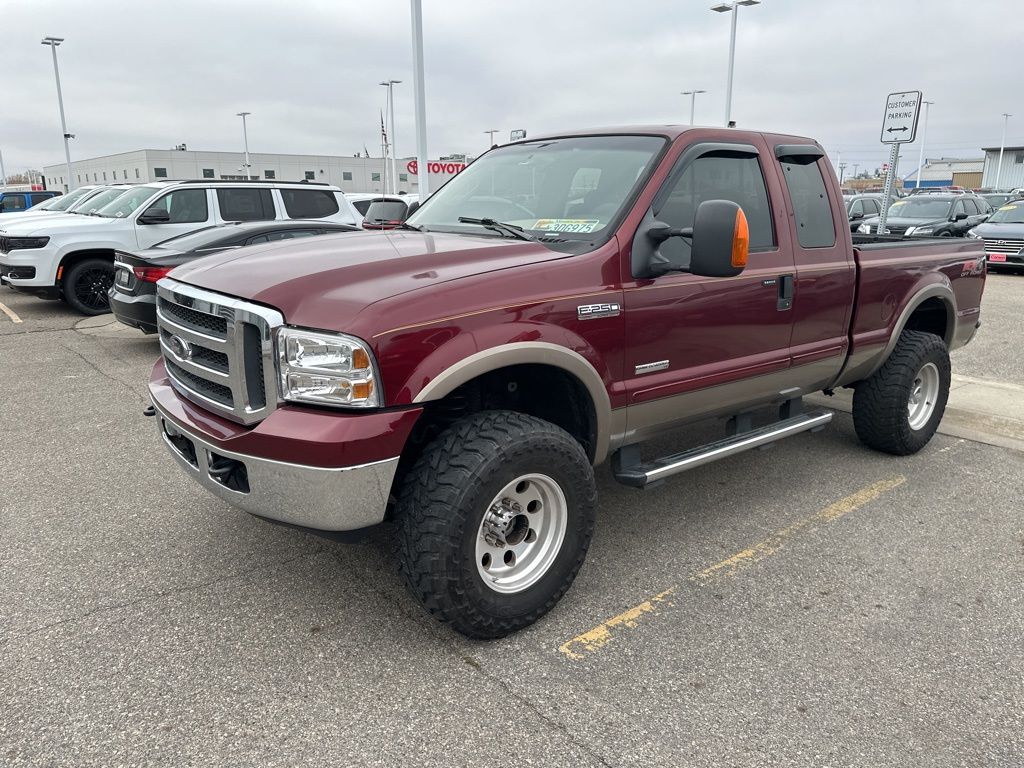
[{"xmin": 0, "ymin": 180, "xmax": 361, "ymax": 314}]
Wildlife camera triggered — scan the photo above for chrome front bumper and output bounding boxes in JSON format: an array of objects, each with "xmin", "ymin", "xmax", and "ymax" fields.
[{"xmin": 152, "ymin": 397, "xmax": 398, "ymax": 531}]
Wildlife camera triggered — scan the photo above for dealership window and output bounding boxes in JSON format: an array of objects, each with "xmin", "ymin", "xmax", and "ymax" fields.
[
  {"xmin": 135, "ymin": 168, "xmax": 140, "ymax": 179},
  {"xmin": 102, "ymin": 171, "xmax": 107, "ymax": 180},
  {"xmin": 264, "ymin": 170, "xmax": 276, "ymax": 179},
  {"xmin": 343, "ymin": 171, "xmax": 353, "ymax": 181},
  {"xmin": 778, "ymin": 155, "xmax": 836, "ymax": 248},
  {"xmin": 1016, "ymin": 152, "xmax": 1024, "ymax": 164},
  {"xmin": 371, "ymin": 172, "xmax": 381, "ymax": 182},
  {"xmin": 217, "ymin": 188, "xmax": 275, "ymax": 221},
  {"xmin": 281, "ymin": 189, "xmax": 340, "ymax": 219},
  {"xmin": 304, "ymin": 170, "xmax": 315, "ymax": 180},
  {"xmin": 123, "ymin": 169, "xmax": 128, "ymax": 179},
  {"xmin": 202, "ymin": 168, "xmax": 215, "ymax": 178},
  {"xmin": 399, "ymin": 173, "xmax": 408, "ymax": 182},
  {"xmin": 143, "ymin": 188, "xmax": 209, "ymax": 224},
  {"xmin": 154, "ymin": 167, "xmax": 168, "ymax": 178},
  {"xmin": 93, "ymin": 173, "xmax": 97, "ymax": 181},
  {"xmin": 77, "ymin": 174, "xmax": 81, "ymax": 183}
]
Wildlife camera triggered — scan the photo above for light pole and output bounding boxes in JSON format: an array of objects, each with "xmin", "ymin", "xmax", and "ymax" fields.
[
  {"xmin": 41, "ymin": 36, "xmax": 74, "ymax": 192},
  {"xmin": 410, "ymin": 0, "xmax": 430, "ymax": 197},
  {"xmin": 710, "ymin": 0, "xmax": 760, "ymax": 127},
  {"xmin": 915, "ymin": 100, "xmax": 934, "ymax": 189},
  {"xmin": 838, "ymin": 163, "xmax": 847, "ymax": 184},
  {"xmin": 0, "ymin": 148, "xmax": 6, "ymax": 187},
  {"xmin": 380, "ymin": 80, "xmax": 401, "ymax": 193},
  {"xmin": 995, "ymin": 112, "xmax": 1012, "ymax": 190},
  {"xmin": 236, "ymin": 112, "xmax": 252, "ymax": 179},
  {"xmin": 853, "ymin": 163, "xmax": 859, "ymax": 179},
  {"xmin": 484, "ymin": 129, "xmax": 500, "ymax": 148},
  {"xmin": 681, "ymin": 89, "xmax": 707, "ymax": 125}
]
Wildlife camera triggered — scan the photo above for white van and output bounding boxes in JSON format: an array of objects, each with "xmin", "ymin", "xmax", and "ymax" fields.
[{"xmin": 0, "ymin": 180, "xmax": 361, "ymax": 314}]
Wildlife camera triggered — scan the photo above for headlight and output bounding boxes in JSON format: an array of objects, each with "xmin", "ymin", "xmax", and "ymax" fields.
[
  {"xmin": 908, "ymin": 227, "xmax": 933, "ymax": 236},
  {"xmin": 4, "ymin": 236, "xmax": 50, "ymax": 250},
  {"xmin": 967, "ymin": 229, "xmax": 981, "ymax": 239},
  {"xmin": 276, "ymin": 327, "xmax": 381, "ymax": 408},
  {"xmin": 857, "ymin": 223, "xmax": 871, "ymax": 234}
]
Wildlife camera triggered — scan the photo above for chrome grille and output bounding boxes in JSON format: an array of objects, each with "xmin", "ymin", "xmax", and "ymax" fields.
[
  {"xmin": 982, "ymin": 238, "xmax": 1024, "ymax": 255},
  {"xmin": 156, "ymin": 278, "xmax": 284, "ymax": 425}
]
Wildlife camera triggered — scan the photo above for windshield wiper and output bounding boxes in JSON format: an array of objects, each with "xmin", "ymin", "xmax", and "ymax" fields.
[
  {"xmin": 457, "ymin": 216, "xmax": 536, "ymax": 241},
  {"xmin": 396, "ymin": 222, "xmax": 422, "ymax": 231}
]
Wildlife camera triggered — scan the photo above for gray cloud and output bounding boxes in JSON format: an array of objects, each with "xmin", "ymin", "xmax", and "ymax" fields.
[{"xmin": 2, "ymin": 0, "xmax": 1021, "ymax": 179}]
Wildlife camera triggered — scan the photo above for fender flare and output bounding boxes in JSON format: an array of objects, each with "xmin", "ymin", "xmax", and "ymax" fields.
[
  {"xmin": 412, "ymin": 341, "xmax": 613, "ymax": 464},
  {"xmin": 868, "ymin": 282, "xmax": 956, "ymax": 378}
]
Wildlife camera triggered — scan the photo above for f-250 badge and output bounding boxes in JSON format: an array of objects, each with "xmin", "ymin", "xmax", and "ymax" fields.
[{"xmin": 577, "ymin": 302, "xmax": 621, "ymax": 319}]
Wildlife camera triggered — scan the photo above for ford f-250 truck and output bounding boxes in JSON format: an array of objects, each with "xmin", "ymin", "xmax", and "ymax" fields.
[{"xmin": 146, "ymin": 126, "xmax": 986, "ymax": 638}]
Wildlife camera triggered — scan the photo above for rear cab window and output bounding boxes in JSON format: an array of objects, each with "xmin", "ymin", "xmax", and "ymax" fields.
[{"xmin": 777, "ymin": 153, "xmax": 836, "ymax": 248}]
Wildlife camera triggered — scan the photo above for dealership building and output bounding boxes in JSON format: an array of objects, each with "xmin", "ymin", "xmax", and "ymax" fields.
[
  {"xmin": 42, "ymin": 148, "xmax": 470, "ymax": 194},
  {"xmin": 980, "ymin": 146, "xmax": 1024, "ymax": 189}
]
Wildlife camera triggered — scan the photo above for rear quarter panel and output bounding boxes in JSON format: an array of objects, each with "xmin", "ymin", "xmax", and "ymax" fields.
[{"xmin": 838, "ymin": 239, "xmax": 986, "ymax": 385}]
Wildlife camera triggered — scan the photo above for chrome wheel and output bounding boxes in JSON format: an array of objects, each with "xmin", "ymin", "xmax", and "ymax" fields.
[
  {"xmin": 908, "ymin": 361, "xmax": 940, "ymax": 431},
  {"xmin": 475, "ymin": 473, "xmax": 567, "ymax": 594}
]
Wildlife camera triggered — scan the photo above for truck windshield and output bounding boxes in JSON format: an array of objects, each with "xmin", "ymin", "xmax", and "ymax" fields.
[
  {"xmin": 407, "ymin": 135, "xmax": 665, "ymax": 239},
  {"xmin": 986, "ymin": 201, "xmax": 1024, "ymax": 224},
  {"xmin": 94, "ymin": 186, "xmax": 160, "ymax": 218},
  {"xmin": 886, "ymin": 198, "xmax": 953, "ymax": 218}
]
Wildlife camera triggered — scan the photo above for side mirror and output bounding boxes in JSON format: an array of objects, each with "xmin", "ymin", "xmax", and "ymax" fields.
[
  {"xmin": 952, "ymin": 212, "xmax": 968, "ymax": 222},
  {"xmin": 639, "ymin": 200, "xmax": 749, "ymax": 279},
  {"xmin": 138, "ymin": 207, "xmax": 171, "ymax": 224},
  {"xmin": 406, "ymin": 200, "xmax": 420, "ymax": 216},
  {"xmin": 688, "ymin": 200, "xmax": 749, "ymax": 278},
  {"xmin": 850, "ymin": 211, "xmax": 864, "ymax": 221}
]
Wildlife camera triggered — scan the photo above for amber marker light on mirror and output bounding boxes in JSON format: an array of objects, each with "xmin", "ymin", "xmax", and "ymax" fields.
[{"xmin": 731, "ymin": 208, "xmax": 750, "ymax": 269}]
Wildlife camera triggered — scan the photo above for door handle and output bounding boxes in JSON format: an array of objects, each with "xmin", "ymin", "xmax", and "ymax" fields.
[{"xmin": 777, "ymin": 274, "xmax": 794, "ymax": 311}]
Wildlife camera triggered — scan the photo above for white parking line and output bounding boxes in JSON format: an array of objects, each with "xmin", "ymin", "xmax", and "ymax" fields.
[{"xmin": 0, "ymin": 300, "xmax": 23, "ymax": 324}]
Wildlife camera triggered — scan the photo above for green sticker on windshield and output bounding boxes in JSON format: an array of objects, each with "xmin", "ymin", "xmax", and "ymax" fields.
[{"xmin": 532, "ymin": 218, "xmax": 600, "ymax": 233}]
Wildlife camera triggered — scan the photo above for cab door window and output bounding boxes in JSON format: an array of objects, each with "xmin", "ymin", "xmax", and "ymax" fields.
[{"xmin": 655, "ymin": 152, "xmax": 775, "ymax": 268}]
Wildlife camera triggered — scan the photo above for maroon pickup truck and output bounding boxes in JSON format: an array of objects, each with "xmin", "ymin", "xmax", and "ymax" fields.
[{"xmin": 147, "ymin": 126, "xmax": 986, "ymax": 638}]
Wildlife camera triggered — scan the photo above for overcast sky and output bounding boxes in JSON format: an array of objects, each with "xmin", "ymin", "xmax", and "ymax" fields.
[{"xmin": 2, "ymin": 0, "xmax": 1021, "ymax": 180}]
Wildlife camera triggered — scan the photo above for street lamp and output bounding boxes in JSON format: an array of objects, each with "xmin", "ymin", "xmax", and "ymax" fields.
[
  {"xmin": 995, "ymin": 113, "xmax": 1012, "ymax": 190},
  {"xmin": 236, "ymin": 112, "xmax": 252, "ymax": 180},
  {"xmin": 681, "ymin": 89, "xmax": 707, "ymax": 125},
  {"xmin": 380, "ymin": 80, "xmax": 401, "ymax": 194},
  {"xmin": 41, "ymin": 36, "xmax": 74, "ymax": 193},
  {"xmin": 484, "ymin": 129, "xmax": 500, "ymax": 148},
  {"xmin": 915, "ymin": 100, "xmax": 934, "ymax": 189},
  {"xmin": 710, "ymin": 0, "xmax": 760, "ymax": 127}
]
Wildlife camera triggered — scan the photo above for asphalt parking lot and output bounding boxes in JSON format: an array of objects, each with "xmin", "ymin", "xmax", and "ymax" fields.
[{"xmin": 1, "ymin": 276, "xmax": 1022, "ymax": 767}]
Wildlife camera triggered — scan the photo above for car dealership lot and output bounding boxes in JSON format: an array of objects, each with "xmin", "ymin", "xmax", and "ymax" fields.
[{"xmin": 1, "ymin": 280, "xmax": 1022, "ymax": 767}]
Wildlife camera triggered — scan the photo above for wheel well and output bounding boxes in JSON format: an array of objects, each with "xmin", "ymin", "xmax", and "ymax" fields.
[
  {"xmin": 397, "ymin": 364, "xmax": 599, "ymax": 485},
  {"xmin": 903, "ymin": 297, "xmax": 949, "ymax": 344},
  {"xmin": 58, "ymin": 249, "xmax": 115, "ymax": 284}
]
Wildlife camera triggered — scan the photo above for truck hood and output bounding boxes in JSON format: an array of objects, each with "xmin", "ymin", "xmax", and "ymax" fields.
[
  {"xmin": 169, "ymin": 230, "xmax": 568, "ymax": 329},
  {"xmin": 0, "ymin": 213, "xmax": 120, "ymax": 236}
]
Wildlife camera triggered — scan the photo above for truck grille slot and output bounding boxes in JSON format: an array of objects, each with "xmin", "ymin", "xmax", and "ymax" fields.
[
  {"xmin": 156, "ymin": 279, "xmax": 284, "ymax": 425},
  {"xmin": 158, "ymin": 299, "xmax": 228, "ymax": 337},
  {"xmin": 166, "ymin": 360, "xmax": 234, "ymax": 407}
]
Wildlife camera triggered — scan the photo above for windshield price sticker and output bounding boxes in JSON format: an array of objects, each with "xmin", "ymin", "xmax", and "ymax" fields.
[
  {"xmin": 532, "ymin": 219, "xmax": 600, "ymax": 233},
  {"xmin": 880, "ymin": 91, "xmax": 922, "ymax": 144}
]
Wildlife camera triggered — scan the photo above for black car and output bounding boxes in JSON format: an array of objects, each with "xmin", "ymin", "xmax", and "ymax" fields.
[
  {"xmin": 844, "ymin": 194, "xmax": 885, "ymax": 232},
  {"xmin": 110, "ymin": 220, "xmax": 358, "ymax": 333},
  {"xmin": 858, "ymin": 193, "xmax": 992, "ymax": 236}
]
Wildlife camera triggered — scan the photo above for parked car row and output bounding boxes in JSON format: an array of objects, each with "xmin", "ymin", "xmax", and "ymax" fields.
[{"xmin": 0, "ymin": 179, "xmax": 365, "ymax": 314}]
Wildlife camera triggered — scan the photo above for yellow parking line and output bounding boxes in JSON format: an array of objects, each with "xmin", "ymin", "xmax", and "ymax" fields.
[
  {"xmin": 0, "ymin": 300, "xmax": 22, "ymax": 324},
  {"xmin": 558, "ymin": 475, "xmax": 906, "ymax": 660}
]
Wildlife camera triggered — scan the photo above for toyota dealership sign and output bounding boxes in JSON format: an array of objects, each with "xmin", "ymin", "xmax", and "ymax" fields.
[{"xmin": 406, "ymin": 160, "xmax": 467, "ymax": 176}]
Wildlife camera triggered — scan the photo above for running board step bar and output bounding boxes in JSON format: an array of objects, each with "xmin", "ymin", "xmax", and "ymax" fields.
[{"xmin": 612, "ymin": 409, "xmax": 833, "ymax": 489}]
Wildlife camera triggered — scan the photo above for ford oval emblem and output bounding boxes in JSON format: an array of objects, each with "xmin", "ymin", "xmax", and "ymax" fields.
[{"xmin": 168, "ymin": 334, "xmax": 192, "ymax": 361}]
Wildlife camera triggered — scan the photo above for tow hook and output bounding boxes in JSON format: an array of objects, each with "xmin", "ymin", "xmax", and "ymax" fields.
[{"xmin": 143, "ymin": 404, "xmax": 156, "ymax": 417}]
